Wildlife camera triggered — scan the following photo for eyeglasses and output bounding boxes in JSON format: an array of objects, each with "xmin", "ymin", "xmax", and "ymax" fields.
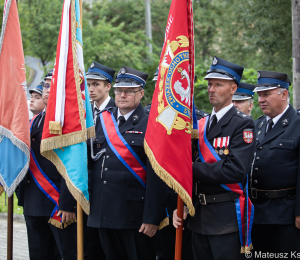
[
  {"xmin": 43, "ymin": 83, "xmax": 51, "ymax": 89},
  {"xmin": 114, "ymin": 89, "xmax": 142, "ymax": 96}
]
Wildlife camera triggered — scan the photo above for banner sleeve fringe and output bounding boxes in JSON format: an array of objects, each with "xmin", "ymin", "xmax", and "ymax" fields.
[
  {"xmin": 41, "ymin": 150, "xmax": 90, "ymax": 215},
  {"xmin": 0, "ymin": 185, "xmax": 4, "ymax": 196},
  {"xmin": 49, "ymin": 121, "xmax": 62, "ymax": 135},
  {"xmin": 40, "ymin": 130, "xmax": 86, "ymax": 153},
  {"xmin": 241, "ymin": 244, "xmax": 253, "ymax": 254},
  {"xmin": 48, "ymin": 217, "xmax": 77, "ymax": 229},
  {"xmin": 144, "ymin": 140, "xmax": 195, "ymax": 216}
]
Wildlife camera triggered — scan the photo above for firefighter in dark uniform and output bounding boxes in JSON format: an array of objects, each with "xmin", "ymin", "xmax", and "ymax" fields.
[
  {"xmin": 232, "ymin": 82, "xmax": 255, "ymax": 116},
  {"xmin": 84, "ymin": 62, "xmax": 116, "ymax": 260},
  {"xmin": 22, "ymin": 70, "xmax": 77, "ymax": 260},
  {"xmin": 86, "ymin": 61, "xmax": 116, "ymax": 119},
  {"xmin": 250, "ymin": 71, "xmax": 300, "ymax": 256},
  {"xmin": 87, "ymin": 66, "xmax": 167, "ymax": 260},
  {"xmin": 173, "ymin": 57, "xmax": 256, "ymax": 260}
]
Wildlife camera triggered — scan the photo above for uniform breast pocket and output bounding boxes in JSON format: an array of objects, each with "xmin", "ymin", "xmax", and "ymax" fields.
[
  {"xmin": 268, "ymin": 139, "xmax": 295, "ymax": 164},
  {"xmin": 126, "ymin": 188, "xmax": 145, "ymax": 224}
]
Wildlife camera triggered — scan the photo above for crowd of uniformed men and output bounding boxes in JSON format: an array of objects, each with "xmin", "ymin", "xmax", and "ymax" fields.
[{"xmin": 17, "ymin": 55, "xmax": 300, "ymax": 260}]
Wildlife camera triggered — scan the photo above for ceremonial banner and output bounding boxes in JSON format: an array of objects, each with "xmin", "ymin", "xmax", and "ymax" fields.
[
  {"xmin": 144, "ymin": 0, "xmax": 195, "ymax": 215},
  {"xmin": 0, "ymin": 0, "xmax": 30, "ymax": 197},
  {"xmin": 41, "ymin": 0, "xmax": 94, "ymax": 216}
]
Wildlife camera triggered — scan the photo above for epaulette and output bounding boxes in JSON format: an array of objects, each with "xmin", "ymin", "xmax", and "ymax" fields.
[
  {"xmin": 235, "ymin": 110, "xmax": 249, "ymax": 119},
  {"xmin": 144, "ymin": 103, "xmax": 151, "ymax": 114},
  {"xmin": 195, "ymin": 109, "xmax": 208, "ymax": 119}
]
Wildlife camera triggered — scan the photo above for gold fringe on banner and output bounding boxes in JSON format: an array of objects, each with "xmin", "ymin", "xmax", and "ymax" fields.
[
  {"xmin": 144, "ymin": 140, "xmax": 195, "ymax": 216},
  {"xmin": 158, "ymin": 217, "xmax": 169, "ymax": 230},
  {"xmin": 40, "ymin": 130, "xmax": 86, "ymax": 153},
  {"xmin": 48, "ymin": 216, "xmax": 77, "ymax": 229},
  {"xmin": 42, "ymin": 150, "xmax": 90, "ymax": 214},
  {"xmin": 49, "ymin": 121, "xmax": 62, "ymax": 135},
  {"xmin": 0, "ymin": 185, "xmax": 4, "ymax": 196}
]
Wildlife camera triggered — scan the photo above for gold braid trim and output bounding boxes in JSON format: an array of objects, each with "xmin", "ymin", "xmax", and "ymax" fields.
[
  {"xmin": 49, "ymin": 121, "xmax": 62, "ymax": 135},
  {"xmin": 0, "ymin": 185, "xmax": 4, "ymax": 196},
  {"xmin": 42, "ymin": 150, "xmax": 90, "ymax": 215},
  {"xmin": 241, "ymin": 244, "xmax": 253, "ymax": 254},
  {"xmin": 48, "ymin": 217, "xmax": 77, "ymax": 229},
  {"xmin": 158, "ymin": 217, "xmax": 169, "ymax": 230},
  {"xmin": 86, "ymin": 126, "xmax": 95, "ymax": 140},
  {"xmin": 144, "ymin": 140, "xmax": 195, "ymax": 216},
  {"xmin": 70, "ymin": 0, "xmax": 87, "ymax": 137},
  {"xmin": 40, "ymin": 130, "xmax": 86, "ymax": 153}
]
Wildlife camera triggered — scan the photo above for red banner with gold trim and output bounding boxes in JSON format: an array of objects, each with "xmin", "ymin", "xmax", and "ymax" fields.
[{"xmin": 144, "ymin": 0, "xmax": 195, "ymax": 215}]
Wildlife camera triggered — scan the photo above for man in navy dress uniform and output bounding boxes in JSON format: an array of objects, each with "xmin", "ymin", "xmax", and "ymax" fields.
[
  {"xmin": 250, "ymin": 71, "xmax": 300, "ymax": 257},
  {"xmin": 174, "ymin": 57, "xmax": 256, "ymax": 260},
  {"xmin": 88, "ymin": 66, "xmax": 167, "ymax": 260},
  {"xmin": 22, "ymin": 70, "xmax": 77, "ymax": 260},
  {"xmin": 232, "ymin": 82, "xmax": 255, "ymax": 116},
  {"xmin": 86, "ymin": 61, "xmax": 116, "ymax": 119}
]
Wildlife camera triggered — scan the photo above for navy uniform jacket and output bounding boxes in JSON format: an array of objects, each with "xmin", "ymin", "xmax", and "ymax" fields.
[
  {"xmin": 22, "ymin": 113, "xmax": 76, "ymax": 216},
  {"xmin": 252, "ymin": 105, "xmax": 300, "ymax": 224},
  {"xmin": 188, "ymin": 106, "xmax": 256, "ymax": 235},
  {"xmin": 87, "ymin": 103, "xmax": 167, "ymax": 229}
]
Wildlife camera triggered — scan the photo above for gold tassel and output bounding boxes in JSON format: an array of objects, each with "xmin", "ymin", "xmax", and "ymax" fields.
[
  {"xmin": 158, "ymin": 217, "xmax": 169, "ymax": 230},
  {"xmin": 191, "ymin": 129, "xmax": 199, "ymax": 140},
  {"xmin": 86, "ymin": 126, "xmax": 95, "ymax": 140},
  {"xmin": 49, "ymin": 121, "xmax": 62, "ymax": 135},
  {"xmin": 0, "ymin": 185, "xmax": 4, "ymax": 196},
  {"xmin": 48, "ymin": 217, "xmax": 77, "ymax": 229},
  {"xmin": 241, "ymin": 244, "xmax": 253, "ymax": 253},
  {"xmin": 144, "ymin": 140, "xmax": 195, "ymax": 216}
]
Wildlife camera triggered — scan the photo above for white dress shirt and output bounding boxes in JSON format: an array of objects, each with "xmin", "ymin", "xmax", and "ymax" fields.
[
  {"xmin": 266, "ymin": 104, "xmax": 289, "ymax": 132},
  {"xmin": 209, "ymin": 103, "xmax": 233, "ymax": 127},
  {"xmin": 117, "ymin": 108, "xmax": 136, "ymax": 125}
]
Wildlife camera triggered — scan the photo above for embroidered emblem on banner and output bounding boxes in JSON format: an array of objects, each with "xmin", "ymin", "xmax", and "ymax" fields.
[
  {"xmin": 243, "ymin": 129, "xmax": 253, "ymax": 143},
  {"xmin": 156, "ymin": 36, "xmax": 191, "ymax": 135}
]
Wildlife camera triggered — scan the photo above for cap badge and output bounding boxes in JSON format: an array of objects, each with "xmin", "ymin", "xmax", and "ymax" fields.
[
  {"xmin": 90, "ymin": 62, "xmax": 95, "ymax": 68},
  {"xmin": 257, "ymin": 72, "xmax": 260, "ymax": 80},
  {"xmin": 120, "ymin": 67, "xmax": 126, "ymax": 75},
  {"xmin": 212, "ymin": 57, "xmax": 218, "ymax": 66}
]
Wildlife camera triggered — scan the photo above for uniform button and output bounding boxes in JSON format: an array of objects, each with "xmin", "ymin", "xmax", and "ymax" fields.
[
  {"xmin": 32, "ymin": 138, "xmax": 35, "ymax": 141},
  {"xmin": 254, "ymin": 180, "xmax": 258, "ymax": 184},
  {"xmin": 255, "ymin": 168, "xmax": 258, "ymax": 171},
  {"xmin": 256, "ymin": 157, "xmax": 260, "ymax": 161},
  {"xmin": 259, "ymin": 147, "xmax": 262, "ymax": 150},
  {"xmin": 279, "ymin": 143, "xmax": 282, "ymax": 146},
  {"xmin": 103, "ymin": 181, "xmax": 107, "ymax": 184},
  {"xmin": 104, "ymin": 168, "xmax": 108, "ymax": 171},
  {"xmin": 132, "ymin": 141, "xmax": 135, "ymax": 144},
  {"xmin": 27, "ymin": 180, "xmax": 30, "ymax": 183},
  {"xmin": 106, "ymin": 155, "xmax": 109, "ymax": 159},
  {"xmin": 141, "ymin": 197, "xmax": 144, "ymax": 200}
]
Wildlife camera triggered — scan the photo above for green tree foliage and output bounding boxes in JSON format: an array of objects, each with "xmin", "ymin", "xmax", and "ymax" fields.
[{"xmin": 18, "ymin": 0, "xmax": 63, "ymax": 66}]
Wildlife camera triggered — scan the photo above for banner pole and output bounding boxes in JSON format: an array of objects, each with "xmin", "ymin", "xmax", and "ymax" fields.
[
  {"xmin": 174, "ymin": 195, "xmax": 184, "ymax": 260},
  {"xmin": 77, "ymin": 202, "xmax": 84, "ymax": 260},
  {"xmin": 7, "ymin": 194, "xmax": 13, "ymax": 260}
]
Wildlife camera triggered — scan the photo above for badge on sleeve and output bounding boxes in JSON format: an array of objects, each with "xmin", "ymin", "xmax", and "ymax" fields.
[{"xmin": 243, "ymin": 129, "xmax": 253, "ymax": 143}]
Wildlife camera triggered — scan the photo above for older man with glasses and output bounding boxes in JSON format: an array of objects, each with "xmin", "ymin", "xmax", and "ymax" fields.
[{"xmin": 87, "ymin": 66, "xmax": 167, "ymax": 260}]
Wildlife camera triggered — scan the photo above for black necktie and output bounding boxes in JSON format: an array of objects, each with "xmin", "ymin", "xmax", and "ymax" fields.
[
  {"xmin": 94, "ymin": 107, "xmax": 100, "ymax": 116},
  {"xmin": 266, "ymin": 119, "xmax": 274, "ymax": 135},
  {"xmin": 118, "ymin": 116, "xmax": 126, "ymax": 128},
  {"xmin": 208, "ymin": 114, "xmax": 217, "ymax": 133}
]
